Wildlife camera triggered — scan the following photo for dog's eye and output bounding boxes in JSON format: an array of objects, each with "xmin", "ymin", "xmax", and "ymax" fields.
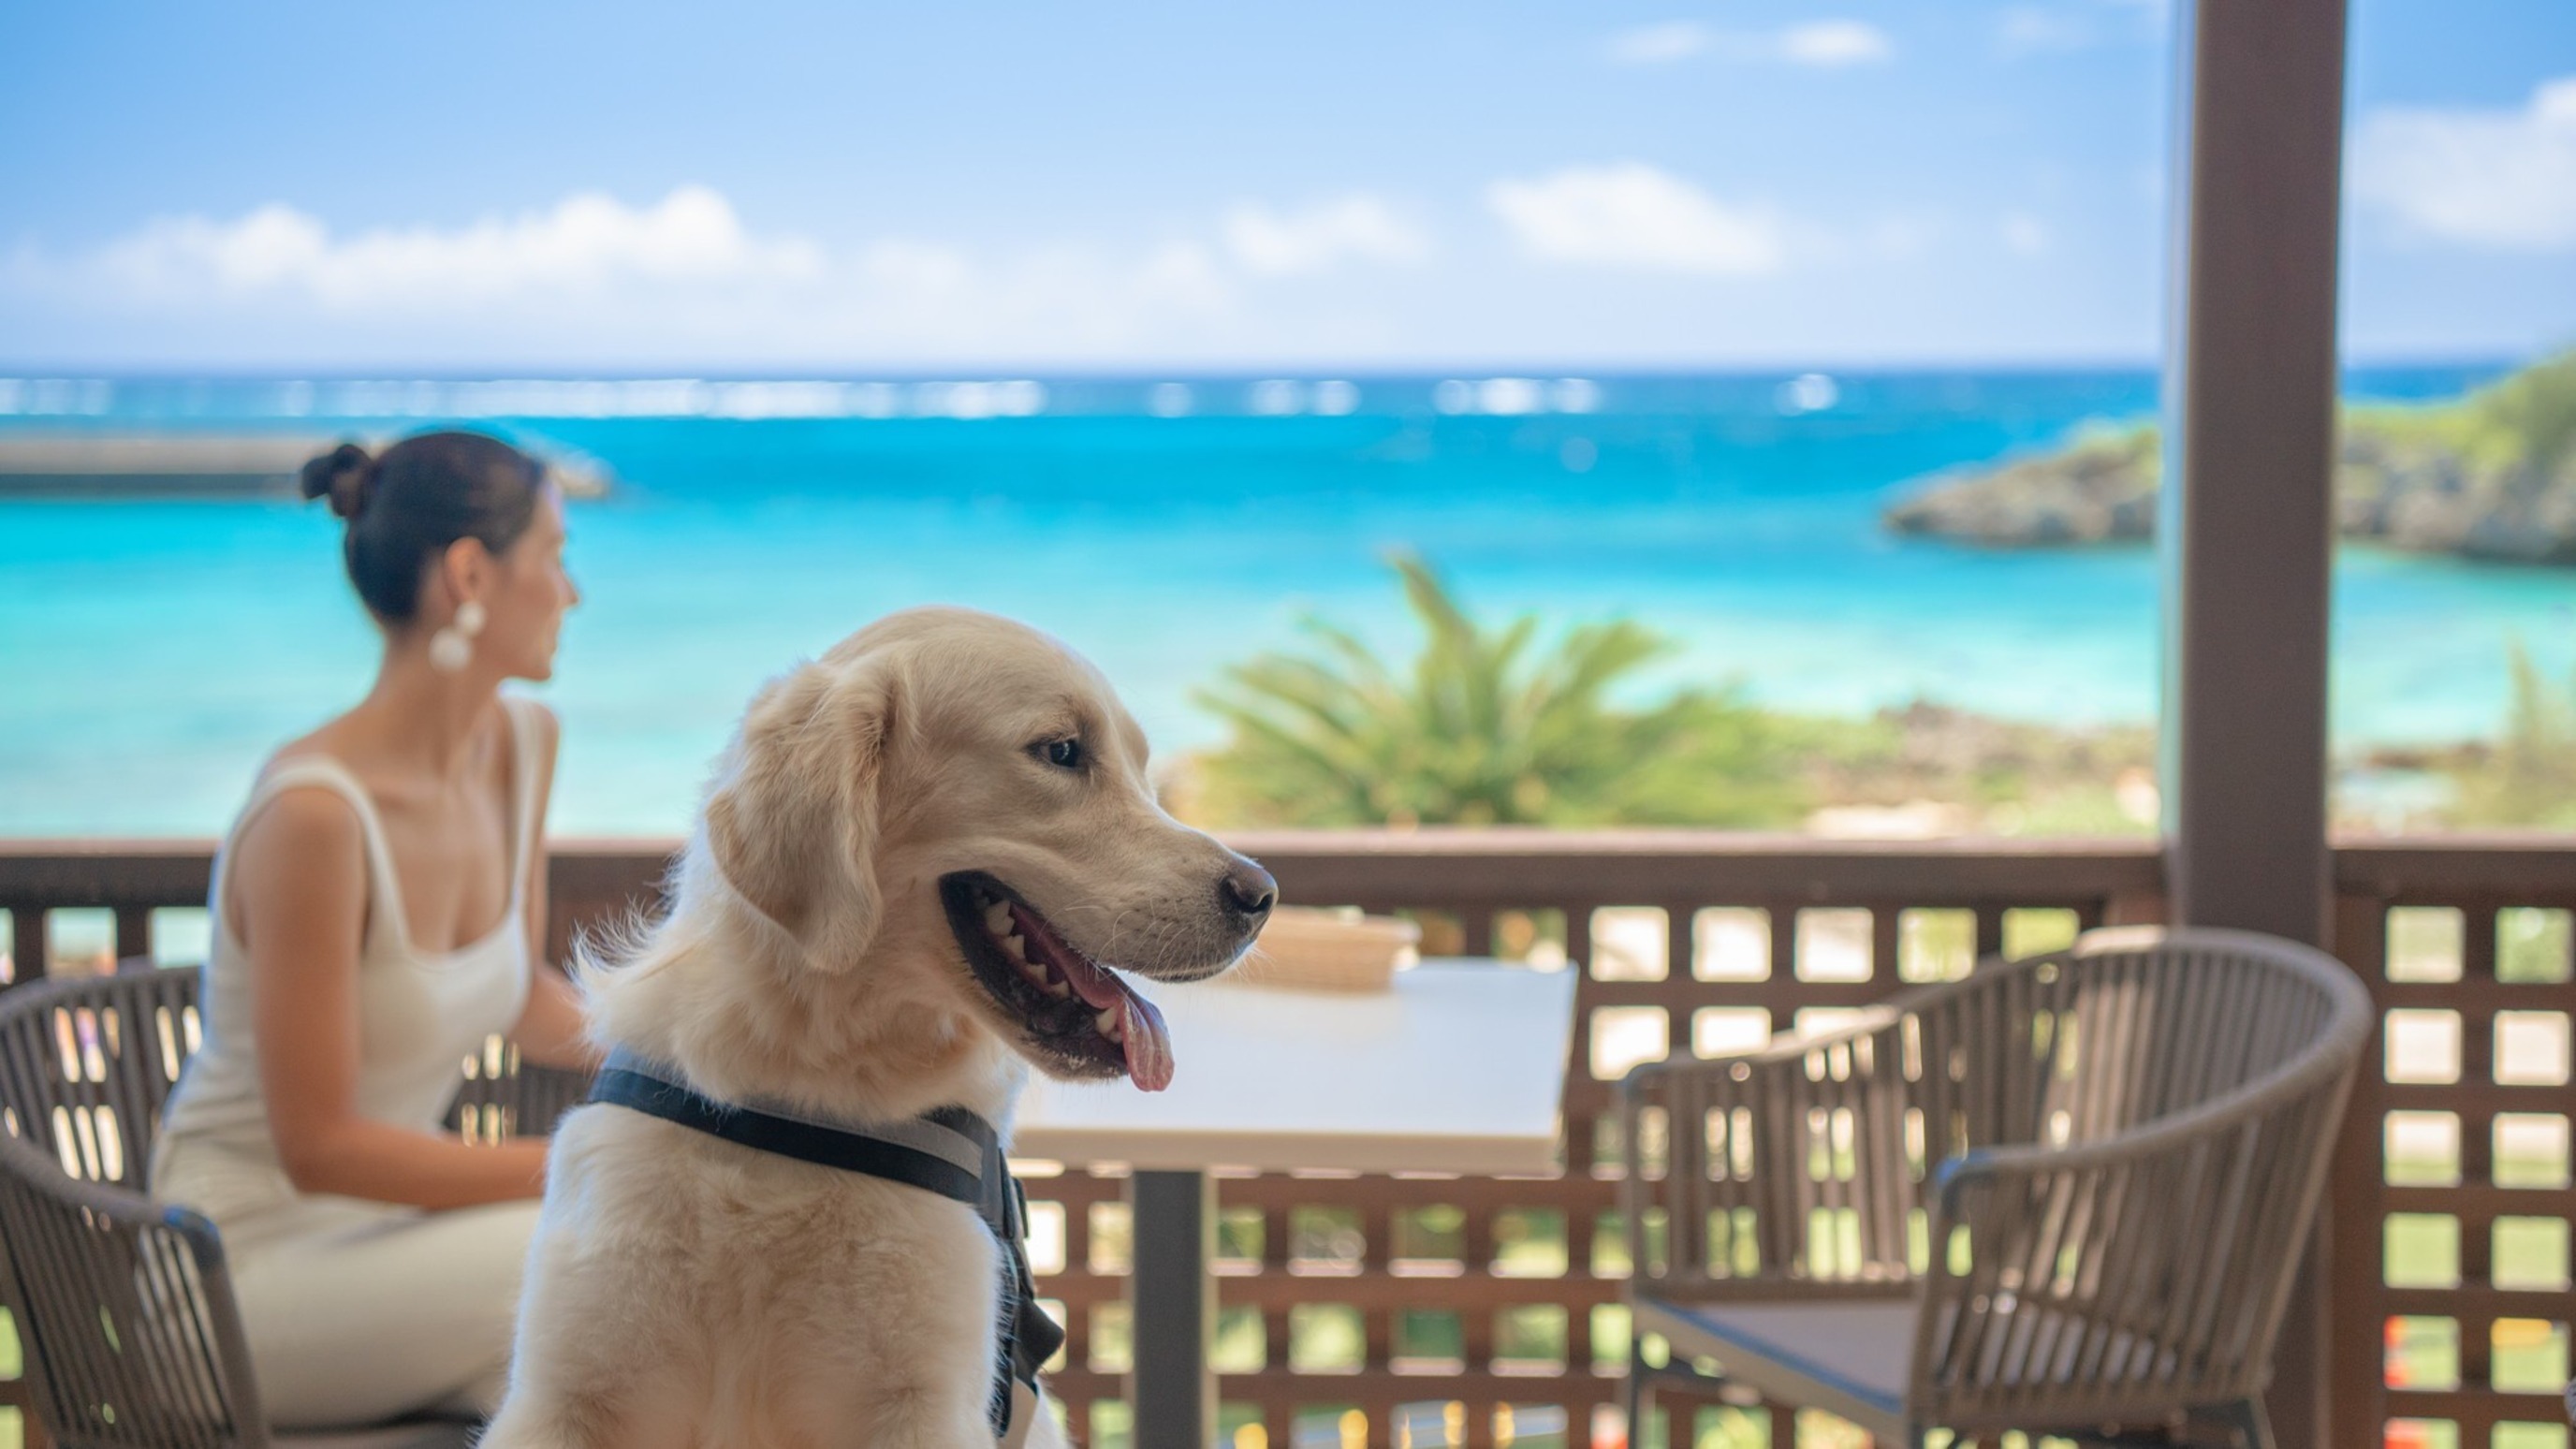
[{"xmin": 1037, "ymin": 737, "xmax": 1084, "ymax": 770}]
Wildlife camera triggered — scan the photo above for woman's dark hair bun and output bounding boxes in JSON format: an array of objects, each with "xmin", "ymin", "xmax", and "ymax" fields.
[
  {"xmin": 300, "ymin": 442, "xmax": 376, "ymax": 520},
  {"xmin": 307, "ymin": 431, "xmax": 547, "ymax": 625}
]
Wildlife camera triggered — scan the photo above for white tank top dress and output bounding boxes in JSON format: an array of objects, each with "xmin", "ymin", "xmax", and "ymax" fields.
[{"xmin": 153, "ymin": 696, "xmax": 540, "ymax": 1251}]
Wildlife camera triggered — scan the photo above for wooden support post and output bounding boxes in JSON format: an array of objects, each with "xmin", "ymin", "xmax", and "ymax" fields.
[
  {"xmin": 2160, "ymin": 0, "xmax": 2349, "ymax": 1443},
  {"xmin": 8, "ymin": 909, "xmax": 42, "ymax": 986},
  {"xmin": 114, "ymin": 905, "xmax": 151, "ymax": 966},
  {"xmin": 1131, "ymin": 1169, "xmax": 1214, "ymax": 1449}
]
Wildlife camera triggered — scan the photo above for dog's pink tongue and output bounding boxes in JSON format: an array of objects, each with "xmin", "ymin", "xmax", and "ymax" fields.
[
  {"xmin": 1055, "ymin": 950, "xmax": 1176, "ymax": 1092},
  {"xmin": 1117, "ymin": 990, "xmax": 1173, "ymax": 1093}
]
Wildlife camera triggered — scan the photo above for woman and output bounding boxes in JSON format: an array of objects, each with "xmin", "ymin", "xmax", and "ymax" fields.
[{"xmin": 152, "ymin": 430, "xmax": 596, "ymax": 1428}]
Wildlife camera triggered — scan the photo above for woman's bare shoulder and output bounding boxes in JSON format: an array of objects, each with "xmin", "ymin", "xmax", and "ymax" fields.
[
  {"xmin": 232, "ymin": 779, "xmax": 366, "ymax": 867},
  {"xmin": 507, "ymin": 695, "xmax": 562, "ymax": 743},
  {"xmin": 505, "ymin": 697, "xmax": 563, "ymax": 788},
  {"xmin": 225, "ymin": 783, "xmax": 370, "ymax": 947}
]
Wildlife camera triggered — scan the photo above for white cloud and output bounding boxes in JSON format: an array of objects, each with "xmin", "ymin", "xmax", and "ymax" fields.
[
  {"xmin": 94, "ymin": 185, "xmax": 824, "ymax": 307},
  {"xmin": 1603, "ymin": 21, "xmax": 1714, "ymax": 66},
  {"xmin": 2000, "ymin": 212, "xmax": 2053, "ymax": 256},
  {"xmin": 2352, "ymin": 77, "xmax": 2576, "ymax": 250},
  {"xmin": 806, "ymin": 237, "xmax": 1242, "ymax": 357},
  {"xmin": 1487, "ymin": 162, "xmax": 1785, "ymax": 276},
  {"xmin": 846, "ymin": 238, "xmax": 976, "ymax": 295},
  {"xmin": 1220, "ymin": 195, "xmax": 1430, "ymax": 276},
  {"xmin": 1605, "ymin": 18, "xmax": 1892, "ymax": 68},
  {"xmin": 6, "ymin": 186, "xmax": 1495, "ymax": 362},
  {"xmin": 1777, "ymin": 21, "xmax": 1894, "ymax": 67}
]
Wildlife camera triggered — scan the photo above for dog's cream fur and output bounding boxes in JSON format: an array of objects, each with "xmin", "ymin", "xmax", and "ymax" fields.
[{"xmin": 482, "ymin": 608, "xmax": 1268, "ymax": 1449}]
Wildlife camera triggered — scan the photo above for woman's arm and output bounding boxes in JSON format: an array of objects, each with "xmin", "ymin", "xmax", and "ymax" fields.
[
  {"xmin": 511, "ymin": 969, "xmax": 596, "ymax": 1070},
  {"xmin": 234, "ymin": 787, "xmax": 549, "ymax": 1209},
  {"xmin": 508, "ymin": 701, "xmax": 603, "ymax": 1072}
]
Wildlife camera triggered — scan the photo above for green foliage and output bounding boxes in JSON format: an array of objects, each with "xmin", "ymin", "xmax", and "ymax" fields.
[
  {"xmin": 2152, "ymin": 348, "xmax": 2576, "ymax": 482},
  {"xmin": 1188, "ymin": 554, "xmax": 1808, "ymax": 827},
  {"xmin": 2449, "ymin": 640, "xmax": 2576, "ymax": 827},
  {"xmin": 2466, "ymin": 348, "xmax": 2576, "ymax": 474},
  {"xmin": 2069, "ymin": 420, "xmax": 2159, "ymax": 469},
  {"xmin": 2348, "ymin": 348, "xmax": 2576, "ymax": 473}
]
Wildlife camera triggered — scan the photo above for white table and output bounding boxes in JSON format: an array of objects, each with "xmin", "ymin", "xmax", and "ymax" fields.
[{"xmin": 1016, "ymin": 959, "xmax": 1580, "ymax": 1449}]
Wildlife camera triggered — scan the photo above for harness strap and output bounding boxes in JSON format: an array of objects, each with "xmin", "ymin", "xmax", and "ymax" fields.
[
  {"xmin": 591, "ymin": 1054, "xmax": 988, "ymax": 1204},
  {"xmin": 586, "ymin": 1049, "xmax": 1063, "ymax": 1439}
]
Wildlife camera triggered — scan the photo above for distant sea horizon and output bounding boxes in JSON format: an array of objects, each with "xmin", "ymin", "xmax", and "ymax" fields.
[{"xmin": 4, "ymin": 359, "xmax": 2560, "ymax": 838}]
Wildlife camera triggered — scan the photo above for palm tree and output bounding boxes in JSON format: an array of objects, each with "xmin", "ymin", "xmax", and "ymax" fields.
[
  {"xmin": 1188, "ymin": 554, "xmax": 1807, "ymax": 827},
  {"xmin": 2452, "ymin": 640, "xmax": 2576, "ymax": 827}
]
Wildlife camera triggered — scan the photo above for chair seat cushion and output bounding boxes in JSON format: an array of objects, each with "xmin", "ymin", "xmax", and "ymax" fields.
[{"xmin": 1635, "ymin": 1296, "xmax": 1916, "ymax": 1440}]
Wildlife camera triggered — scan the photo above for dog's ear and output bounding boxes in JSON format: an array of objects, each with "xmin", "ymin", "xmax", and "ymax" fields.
[{"xmin": 703, "ymin": 656, "xmax": 892, "ymax": 971}]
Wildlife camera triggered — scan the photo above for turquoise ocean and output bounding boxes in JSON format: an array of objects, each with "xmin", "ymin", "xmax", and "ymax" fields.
[{"xmin": 3, "ymin": 364, "xmax": 2561, "ymax": 837}]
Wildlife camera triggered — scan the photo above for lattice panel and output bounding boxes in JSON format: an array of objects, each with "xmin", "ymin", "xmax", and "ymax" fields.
[{"xmin": 2338, "ymin": 900, "xmax": 2576, "ymax": 1449}]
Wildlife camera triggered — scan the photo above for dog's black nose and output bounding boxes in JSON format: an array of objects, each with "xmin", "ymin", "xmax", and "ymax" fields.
[{"xmin": 1219, "ymin": 859, "xmax": 1278, "ymax": 920}]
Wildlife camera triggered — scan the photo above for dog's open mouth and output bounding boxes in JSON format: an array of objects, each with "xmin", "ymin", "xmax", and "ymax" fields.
[{"xmin": 940, "ymin": 872, "xmax": 1175, "ymax": 1092}]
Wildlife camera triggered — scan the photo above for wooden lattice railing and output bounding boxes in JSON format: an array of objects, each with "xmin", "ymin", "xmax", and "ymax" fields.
[
  {"xmin": 0, "ymin": 834, "xmax": 2567, "ymax": 1449},
  {"xmin": 2331, "ymin": 843, "xmax": 2576, "ymax": 1449},
  {"xmin": 1032, "ymin": 832, "xmax": 2162, "ymax": 1449}
]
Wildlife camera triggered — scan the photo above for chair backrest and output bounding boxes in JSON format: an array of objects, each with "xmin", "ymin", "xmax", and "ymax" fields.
[
  {"xmin": 0, "ymin": 966, "xmax": 269, "ymax": 1448},
  {"xmin": 0, "ymin": 960, "xmax": 581, "ymax": 1175},
  {"xmin": 0, "ymin": 966, "xmax": 586, "ymax": 1448},
  {"xmin": 1619, "ymin": 925, "xmax": 2372, "ymax": 1431},
  {"xmin": 0, "ymin": 965, "xmax": 204, "ymax": 1196},
  {"xmin": 1926, "ymin": 926, "xmax": 2352, "ymax": 1157},
  {"xmin": 1910, "ymin": 927, "xmax": 2373, "ymax": 1431}
]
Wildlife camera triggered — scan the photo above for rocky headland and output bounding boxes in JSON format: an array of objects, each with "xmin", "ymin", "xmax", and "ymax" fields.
[{"xmin": 1886, "ymin": 352, "xmax": 2576, "ymax": 564}]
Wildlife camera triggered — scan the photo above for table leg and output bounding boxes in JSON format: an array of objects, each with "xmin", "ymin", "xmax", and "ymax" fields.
[{"xmin": 1129, "ymin": 1168, "xmax": 1214, "ymax": 1449}]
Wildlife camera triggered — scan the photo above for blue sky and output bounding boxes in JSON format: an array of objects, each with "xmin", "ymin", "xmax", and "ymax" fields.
[{"xmin": 1, "ymin": 0, "xmax": 2569, "ymax": 371}]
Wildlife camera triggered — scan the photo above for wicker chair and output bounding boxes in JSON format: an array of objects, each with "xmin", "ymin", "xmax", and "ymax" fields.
[
  {"xmin": 1618, "ymin": 926, "xmax": 2372, "ymax": 1449},
  {"xmin": 0, "ymin": 964, "xmax": 588, "ymax": 1449}
]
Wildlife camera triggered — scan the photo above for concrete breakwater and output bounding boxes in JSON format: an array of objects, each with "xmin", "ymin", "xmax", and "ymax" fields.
[{"xmin": 0, "ymin": 434, "xmax": 610, "ymax": 498}]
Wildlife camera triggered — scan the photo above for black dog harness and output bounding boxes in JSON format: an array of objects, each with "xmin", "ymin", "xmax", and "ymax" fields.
[{"xmin": 588, "ymin": 1047, "xmax": 1064, "ymax": 1440}]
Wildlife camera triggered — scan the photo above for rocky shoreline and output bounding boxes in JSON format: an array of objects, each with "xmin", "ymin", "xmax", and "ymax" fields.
[{"xmin": 1885, "ymin": 353, "xmax": 2576, "ymax": 564}]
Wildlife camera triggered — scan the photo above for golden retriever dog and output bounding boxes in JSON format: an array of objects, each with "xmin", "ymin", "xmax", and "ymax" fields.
[{"xmin": 481, "ymin": 607, "xmax": 1276, "ymax": 1449}]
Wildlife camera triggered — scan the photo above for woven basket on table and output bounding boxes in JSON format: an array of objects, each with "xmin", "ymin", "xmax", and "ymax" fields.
[{"xmin": 1226, "ymin": 906, "xmax": 1418, "ymax": 992}]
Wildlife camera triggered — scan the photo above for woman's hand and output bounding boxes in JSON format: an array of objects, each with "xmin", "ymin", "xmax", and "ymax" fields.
[{"xmin": 510, "ymin": 966, "xmax": 600, "ymax": 1071}]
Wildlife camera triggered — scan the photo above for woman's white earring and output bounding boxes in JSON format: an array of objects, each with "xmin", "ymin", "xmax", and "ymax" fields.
[{"xmin": 429, "ymin": 599, "xmax": 486, "ymax": 673}]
